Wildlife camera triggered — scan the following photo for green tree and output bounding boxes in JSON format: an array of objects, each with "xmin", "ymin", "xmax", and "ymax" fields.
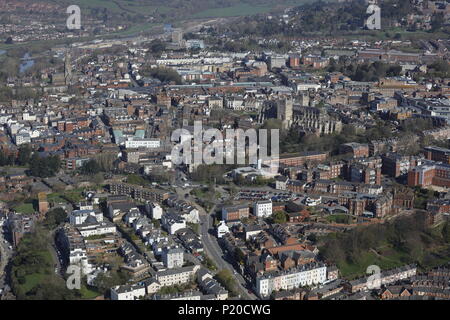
[
  {"xmin": 43, "ymin": 208, "xmax": 67, "ymax": 230},
  {"xmin": 126, "ymin": 174, "xmax": 147, "ymax": 186},
  {"xmin": 442, "ymin": 221, "xmax": 450, "ymax": 243},
  {"xmin": 141, "ymin": 66, "xmax": 182, "ymax": 84},
  {"xmin": 17, "ymin": 144, "xmax": 32, "ymax": 166},
  {"xmin": 81, "ymin": 159, "xmax": 101, "ymax": 175},
  {"xmin": 271, "ymin": 211, "xmax": 287, "ymax": 224},
  {"xmin": 29, "ymin": 154, "xmax": 60, "ymax": 178},
  {"xmin": 147, "ymin": 39, "xmax": 166, "ymax": 55}
]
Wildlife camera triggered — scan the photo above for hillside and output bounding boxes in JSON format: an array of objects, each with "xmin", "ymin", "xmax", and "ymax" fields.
[{"xmin": 43, "ymin": 0, "xmax": 308, "ymax": 21}]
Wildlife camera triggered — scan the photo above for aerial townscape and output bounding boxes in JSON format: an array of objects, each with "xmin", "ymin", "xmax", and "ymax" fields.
[{"xmin": 0, "ymin": 0, "xmax": 450, "ymax": 304}]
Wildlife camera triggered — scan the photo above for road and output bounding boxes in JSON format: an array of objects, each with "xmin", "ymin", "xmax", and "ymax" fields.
[
  {"xmin": 172, "ymin": 167, "xmax": 257, "ymax": 299},
  {"xmin": 48, "ymin": 229, "xmax": 64, "ymax": 277},
  {"xmin": 199, "ymin": 209, "xmax": 257, "ymax": 300},
  {"xmin": 0, "ymin": 229, "xmax": 12, "ymax": 294}
]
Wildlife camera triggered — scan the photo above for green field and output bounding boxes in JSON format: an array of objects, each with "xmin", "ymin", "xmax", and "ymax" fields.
[
  {"xmin": 22, "ymin": 273, "xmax": 47, "ymax": 293},
  {"xmin": 326, "ymin": 214, "xmax": 352, "ymax": 224},
  {"xmin": 13, "ymin": 203, "xmax": 36, "ymax": 214},
  {"xmin": 19, "ymin": 250, "xmax": 53, "ymax": 293},
  {"xmin": 193, "ymin": 3, "xmax": 274, "ymax": 18},
  {"xmin": 60, "ymin": 0, "xmax": 122, "ymax": 12},
  {"xmin": 47, "ymin": 193, "xmax": 68, "ymax": 204},
  {"xmin": 337, "ymin": 249, "xmax": 411, "ymax": 280},
  {"xmin": 57, "ymin": 0, "xmax": 170, "ymax": 14}
]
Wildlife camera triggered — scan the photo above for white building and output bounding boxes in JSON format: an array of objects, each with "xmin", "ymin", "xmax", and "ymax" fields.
[
  {"xmin": 69, "ymin": 209, "xmax": 103, "ymax": 226},
  {"xmin": 124, "ymin": 208, "xmax": 142, "ymax": 226},
  {"xmin": 216, "ymin": 221, "xmax": 229, "ymax": 238},
  {"xmin": 180, "ymin": 207, "xmax": 199, "ymax": 224},
  {"xmin": 15, "ymin": 132, "xmax": 31, "ymax": 145},
  {"xmin": 166, "ymin": 198, "xmax": 200, "ymax": 224},
  {"xmin": 76, "ymin": 219, "xmax": 117, "ymax": 237},
  {"xmin": 78, "ymin": 201, "xmax": 94, "ymax": 211},
  {"xmin": 253, "ymin": 200, "xmax": 273, "ymax": 218},
  {"xmin": 22, "ymin": 112, "xmax": 37, "ymax": 121},
  {"xmin": 305, "ymin": 196, "xmax": 321, "ymax": 207},
  {"xmin": 161, "ymin": 212, "xmax": 186, "ymax": 235},
  {"xmin": 295, "ymin": 82, "xmax": 321, "ymax": 92},
  {"xmin": 256, "ymin": 263, "xmax": 327, "ymax": 297},
  {"xmin": 110, "ymin": 283, "xmax": 146, "ymax": 300},
  {"xmin": 275, "ymin": 176, "xmax": 288, "ymax": 190},
  {"xmin": 162, "ymin": 247, "xmax": 184, "ymax": 269},
  {"xmin": 155, "ymin": 265, "xmax": 200, "ymax": 287},
  {"xmin": 68, "ymin": 247, "xmax": 93, "ymax": 275},
  {"xmin": 125, "ymin": 138, "xmax": 161, "ymax": 149},
  {"xmin": 186, "ymin": 39, "xmax": 205, "ymax": 49},
  {"xmin": 146, "ymin": 202, "xmax": 163, "ymax": 220}
]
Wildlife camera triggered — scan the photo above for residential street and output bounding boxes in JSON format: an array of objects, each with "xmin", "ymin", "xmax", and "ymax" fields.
[
  {"xmin": 199, "ymin": 212, "xmax": 257, "ymax": 300},
  {"xmin": 0, "ymin": 230, "xmax": 12, "ymax": 294}
]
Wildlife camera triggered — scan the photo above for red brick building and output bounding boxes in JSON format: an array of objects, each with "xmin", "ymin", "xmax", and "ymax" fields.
[
  {"xmin": 340, "ymin": 143, "xmax": 369, "ymax": 158},
  {"xmin": 408, "ymin": 161, "xmax": 450, "ymax": 188}
]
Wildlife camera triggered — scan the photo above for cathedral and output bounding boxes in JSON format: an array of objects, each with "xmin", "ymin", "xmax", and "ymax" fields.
[{"xmin": 259, "ymin": 96, "xmax": 342, "ymax": 136}]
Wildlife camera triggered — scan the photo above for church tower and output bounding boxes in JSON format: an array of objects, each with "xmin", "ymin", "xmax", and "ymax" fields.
[{"xmin": 277, "ymin": 96, "xmax": 293, "ymax": 129}]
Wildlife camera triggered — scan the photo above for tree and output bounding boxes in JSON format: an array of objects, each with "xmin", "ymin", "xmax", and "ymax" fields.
[
  {"xmin": 442, "ymin": 221, "xmax": 450, "ymax": 243},
  {"xmin": 126, "ymin": 174, "xmax": 147, "ymax": 186},
  {"xmin": 215, "ymin": 269, "xmax": 239, "ymax": 296},
  {"xmin": 431, "ymin": 12, "xmax": 444, "ymax": 31},
  {"xmin": 93, "ymin": 270, "xmax": 130, "ymax": 295},
  {"xmin": 140, "ymin": 66, "xmax": 182, "ymax": 84},
  {"xmin": 17, "ymin": 144, "xmax": 32, "ymax": 166},
  {"xmin": 147, "ymin": 39, "xmax": 166, "ymax": 55},
  {"xmin": 44, "ymin": 208, "xmax": 67, "ymax": 230},
  {"xmin": 0, "ymin": 151, "xmax": 14, "ymax": 166},
  {"xmin": 29, "ymin": 154, "xmax": 61, "ymax": 178},
  {"xmin": 81, "ymin": 159, "xmax": 101, "ymax": 175},
  {"xmin": 271, "ymin": 211, "xmax": 287, "ymax": 224},
  {"xmin": 91, "ymin": 173, "xmax": 104, "ymax": 185},
  {"xmin": 234, "ymin": 247, "xmax": 246, "ymax": 265},
  {"xmin": 27, "ymin": 278, "xmax": 77, "ymax": 300}
]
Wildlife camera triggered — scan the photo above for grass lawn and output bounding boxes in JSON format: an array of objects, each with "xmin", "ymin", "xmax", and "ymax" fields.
[
  {"xmin": 18, "ymin": 248, "xmax": 56, "ymax": 293},
  {"xmin": 21, "ymin": 273, "xmax": 47, "ymax": 293},
  {"xmin": 62, "ymin": 191, "xmax": 84, "ymax": 204},
  {"xmin": 326, "ymin": 214, "xmax": 352, "ymax": 224},
  {"xmin": 79, "ymin": 285, "xmax": 101, "ymax": 299},
  {"xmin": 13, "ymin": 203, "xmax": 36, "ymax": 214},
  {"xmin": 338, "ymin": 248, "xmax": 411, "ymax": 280},
  {"xmin": 47, "ymin": 193, "xmax": 68, "ymax": 204}
]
